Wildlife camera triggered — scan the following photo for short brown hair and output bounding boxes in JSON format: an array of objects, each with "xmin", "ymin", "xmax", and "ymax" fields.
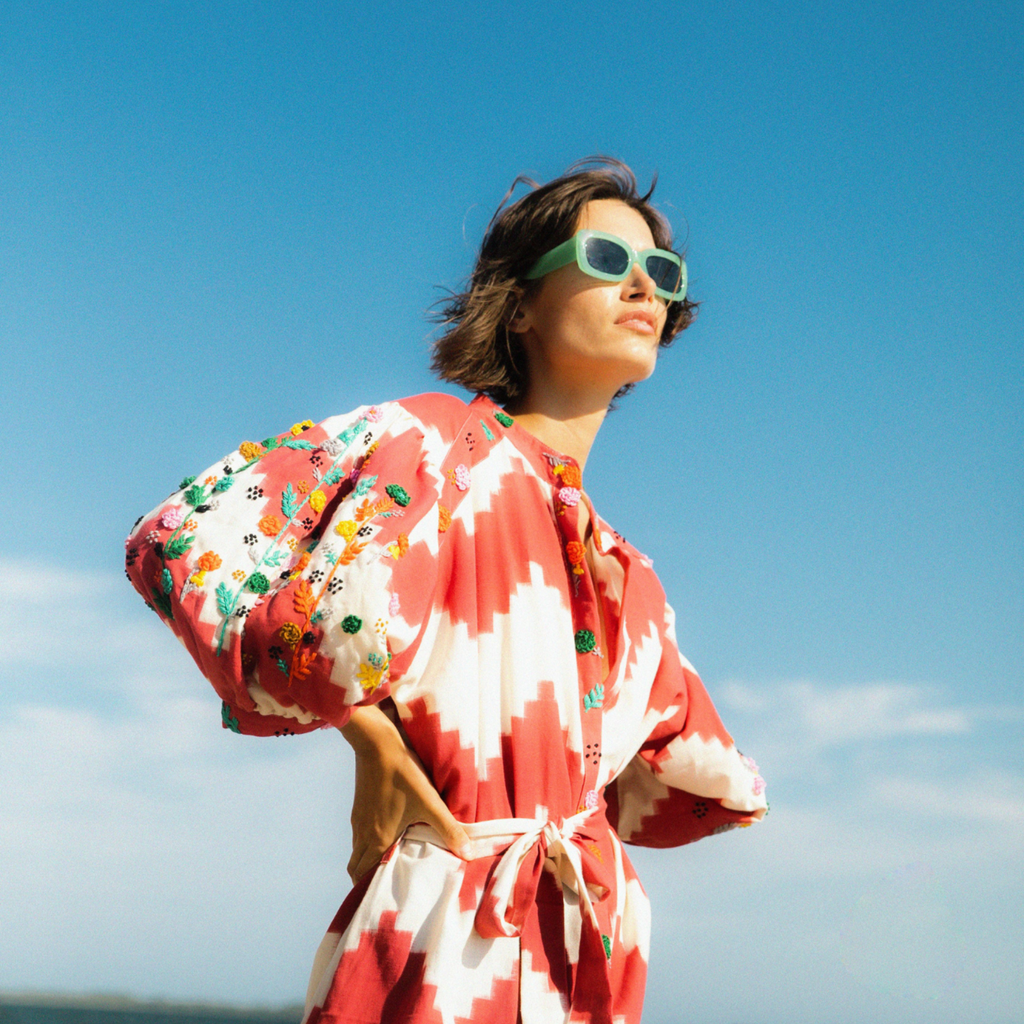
[{"xmin": 430, "ymin": 156, "xmax": 697, "ymax": 404}]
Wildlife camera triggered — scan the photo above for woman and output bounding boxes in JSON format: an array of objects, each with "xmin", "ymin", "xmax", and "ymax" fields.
[{"xmin": 125, "ymin": 158, "xmax": 767, "ymax": 1024}]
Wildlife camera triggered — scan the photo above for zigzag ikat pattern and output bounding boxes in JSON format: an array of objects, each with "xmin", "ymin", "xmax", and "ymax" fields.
[{"xmin": 125, "ymin": 391, "xmax": 767, "ymax": 1024}]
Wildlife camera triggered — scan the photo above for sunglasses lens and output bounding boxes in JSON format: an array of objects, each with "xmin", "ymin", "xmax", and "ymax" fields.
[
  {"xmin": 583, "ymin": 237, "xmax": 630, "ymax": 277},
  {"xmin": 645, "ymin": 255, "xmax": 682, "ymax": 294}
]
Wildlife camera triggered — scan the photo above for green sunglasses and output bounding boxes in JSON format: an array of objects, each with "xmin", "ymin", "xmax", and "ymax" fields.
[{"xmin": 525, "ymin": 229, "xmax": 687, "ymax": 303}]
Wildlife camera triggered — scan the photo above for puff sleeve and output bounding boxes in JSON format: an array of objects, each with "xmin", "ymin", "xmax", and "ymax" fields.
[
  {"xmin": 606, "ymin": 601, "xmax": 768, "ymax": 847},
  {"xmin": 125, "ymin": 401, "xmax": 446, "ymax": 736}
]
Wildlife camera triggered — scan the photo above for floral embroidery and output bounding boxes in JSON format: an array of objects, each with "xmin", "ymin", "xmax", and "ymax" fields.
[
  {"xmin": 197, "ymin": 551, "xmax": 222, "ymax": 572},
  {"xmin": 565, "ymin": 540, "xmax": 586, "ymax": 575},
  {"xmin": 231, "ymin": 569, "xmax": 246, "ymax": 581},
  {"xmin": 258, "ymin": 514, "xmax": 282, "ymax": 537},
  {"xmin": 184, "ymin": 520, "xmax": 198, "ymax": 531},
  {"xmin": 297, "ymin": 480, "xmax": 310, "ymax": 493},
  {"xmin": 586, "ymin": 842, "xmax": 603, "ymax": 862},
  {"xmin": 356, "ymin": 653, "xmax": 389, "ymax": 693},
  {"xmin": 387, "ymin": 533, "xmax": 409, "ymax": 559},
  {"xmin": 308, "ymin": 489, "xmax": 327, "ymax": 513},
  {"xmin": 335, "ymin": 519, "xmax": 358, "ymax": 541},
  {"xmin": 583, "ymin": 683, "xmax": 604, "ymax": 711},
  {"xmin": 160, "ymin": 506, "xmax": 185, "ymax": 529},
  {"xmin": 278, "ymin": 622, "xmax": 302, "ymax": 647},
  {"xmin": 341, "ymin": 615, "xmax": 362, "ymax": 634},
  {"xmin": 286, "ymin": 536, "xmax": 298, "ymax": 551},
  {"xmin": 584, "ymin": 789, "xmax": 599, "ymax": 809},
  {"xmin": 374, "ymin": 618, "xmax": 387, "ymax": 634},
  {"xmin": 574, "ymin": 629, "xmax": 596, "ymax": 654},
  {"xmin": 452, "ymin": 464, "xmax": 471, "ymax": 490},
  {"xmin": 389, "ymin": 592, "xmax": 401, "ymax": 616},
  {"xmin": 601, "ymin": 934, "xmax": 612, "ymax": 960},
  {"xmin": 693, "ymin": 800, "xmax": 708, "ymax": 819},
  {"xmin": 494, "ymin": 410, "xmax": 513, "ymax": 428},
  {"xmin": 752, "ymin": 775, "xmax": 766, "ymax": 796},
  {"xmin": 438, "ymin": 505, "xmax": 452, "ymax": 532},
  {"xmin": 290, "ymin": 420, "xmax": 314, "ymax": 436},
  {"xmin": 366, "ymin": 405, "xmax": 384, "ymax": 423},
  {"xmin": 558, "ymin": 486, "xmax": 580, "ymax": 507},
  {"xmin": 189, "ymin": 570, "xmax": 207, "ymax": 587},
  {"xmin": 247, "ymin": 572, "xmax": 270, "ymax": 594},
  {"xmin": 554, "ymin": 464, "xmax": 582, "ymax": 489},
  {"xmin": 160, "ymin": 568, "xmax": 173, "ymax": 595},
  {"xmin": 239, "ymin": 441, "xmax": 264, "ymax": 461},
  {"xmin": 385, "ymin": 483, "xmax": 411, "ymax": 507}
]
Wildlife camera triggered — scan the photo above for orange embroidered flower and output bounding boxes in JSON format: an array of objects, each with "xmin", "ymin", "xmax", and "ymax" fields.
[
  {"xmin": 258, "ymin": 514, "xmax": 282, "ymax": 537},
  {"xmin": 239, "ymin": 441, "xmax": 264, "ymax": 461},
  {"xmin": 308, "ymin": 490, "xmax": 326, "ymax": 514},
  {"xmin": 294, "ymin": 552, "xmax": 311, "ymax": 574},
  {"xmin": 204, "ymin": 475, "xmax": 217, "ymax": 486},
  {"xmin": 387, "ymin": 533, "xmax": 409, "ymax": 559},
  {"xmin": 565, "ymin": 540, "xmax": 585, "ymax": 565},
  {"xmin": 297, "ymin": 480, "xmax": 309, "ymax": 493},
  {"xmin": 286, "ymin": 536, "xmax": 298, "ymax": 551},
  {"xmin": 185, "ymin": 519, "xmax": 198, "ymax": 530},
  {"xmin": 232, "ymin": 569, "xmax": 246, "ymax": 581},
  {"xmin": 560, "ymin": 464, "xmax": 582, "ymax": 488},
  {"xmin": 438, "ymin": 505, "xmax": 452, "ymax": 532},
  {"xmin": 278, "ymin": 622, "xmax": 302, "ymax": 647},
  {"xmin": 197, "ymin": 551, "xmax": 222, "ymax": 572}
]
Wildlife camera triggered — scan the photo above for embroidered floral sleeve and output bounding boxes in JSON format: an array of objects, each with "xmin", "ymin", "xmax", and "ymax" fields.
[
  {"xmin": 125, "ymin": 402, "xmax": 446, "ymax": 736},
  {"xmin": 606, "ymin": 601, "xmax": 767, "ymax": 847}
]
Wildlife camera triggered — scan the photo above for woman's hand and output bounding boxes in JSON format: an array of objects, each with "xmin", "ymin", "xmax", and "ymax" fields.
[{"xmin": 340, "ymin": 704, "xmax": 472, "ymax": 883}]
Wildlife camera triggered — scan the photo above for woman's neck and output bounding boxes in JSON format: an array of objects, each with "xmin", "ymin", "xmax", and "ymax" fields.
[{"xmin": 505, "ymin": 389, "xmax": 609, "ymax": 470}]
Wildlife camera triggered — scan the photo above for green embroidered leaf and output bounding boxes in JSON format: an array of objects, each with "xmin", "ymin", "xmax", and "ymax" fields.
[
  {"xmin": 183, "ymin": 484, "xmax": 206, "ymax": 507},
  {"xmin": 281, "ymin": 483, "xmax": 300, "ymax": 518},
  {"xmin": 322, "ymin": 466, "xmax": 344, "ymax": 486},
  {"xmin": 385, "ymin": 483, "xmax": 411, "ymax": 506},
  {"xmin": 354, "ymin": 474, "xmax": 377, "ymax": 497},
  {"xmin": 160, "ymin": 568, "xmax": 174, "ymax": 595},
  {"xmin": 337, "ymin": 418, "xmax": 367, "ymax": 447},
  {"xmin": 163, "ymin": 534, "xmax": 196, "ymax": 560},
  {"xmin": 283, "ymin": 438, "xmax": 314, "ymax": 450},
  {"xmin": 479, "ymin": 418, "xmax": 495, "ymax": 441},
  {"xmin": 221, "ymin": 702, "xmax": 241, "ymax": 734},
  {"xmin": 583, "ymin": 683, "xmax": 604, "ymax": 711},
  {"xmin": 275, "ymin": 656, "xmax": 290, "ymax": 675},
  {"xmin": 151, "ymin": 587, "xmax": 174, "ymax": 619},
  {"xmin": 213, "ymin": 475, "xmax": 235, "ymax": 492},
  {"xmin": 262, "ymin": 436, "xmax": 281, "ymax": 450},
  {"xmin": 310, "ymin": 609, "xmax": 325, "ymax": 625},
  {"xmin": 179, "ymin": 475, "xmax": 197, "ymax": 490},
  {"xmin": 263, "ymin": 549, "xmax": 286, "ymax": 567},
  {"xmin": 215, "ymin": 582, "xmax": 234, "ymax": 616}
]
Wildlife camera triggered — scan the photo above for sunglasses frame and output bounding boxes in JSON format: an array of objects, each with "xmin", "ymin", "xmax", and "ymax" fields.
[{"xmin": 525, "ymin": 229, "xmax": 687, "ymax": 303}]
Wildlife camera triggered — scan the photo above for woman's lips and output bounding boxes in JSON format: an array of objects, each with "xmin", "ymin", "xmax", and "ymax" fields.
[{"xmin": 615, "ymin": 311, "xmax": 657, "ymax": 334}]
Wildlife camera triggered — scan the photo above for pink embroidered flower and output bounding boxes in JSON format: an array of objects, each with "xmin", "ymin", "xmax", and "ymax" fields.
[
  {"xmin": 740, "ymin": 753, "xmax": 760, "ymax": 774},
  {"xmin": 389, "ymin": 592, "xmax": 401, "ymax": 616},
  {"xmin": 584, "ymin": 789, "xmax": 599, "ymax": 810},
  {"xmin": 558, "ymin": 486, "xmax": 581, "ymax": 507},
  {"xmin": 752, "ymin": 775, "xmax": 766, "ymax": 796},
  {"xmin": 454, "ymin": 464, "xmax": 471, "ymax": 490},
  {"xmin": 366, "ymin": 405, "xmax": 384, "ymax": 423},
  {"xmin": 160, "ymin": 506, "xmax": 185, "ymax": 529}
]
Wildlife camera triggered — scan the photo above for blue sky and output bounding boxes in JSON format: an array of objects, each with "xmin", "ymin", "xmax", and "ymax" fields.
[{"xmin": 1, "ymin": 2, "xmax": 1021, "ymax": 1022}]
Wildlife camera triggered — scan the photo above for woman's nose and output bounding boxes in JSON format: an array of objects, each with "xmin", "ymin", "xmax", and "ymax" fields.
[{"xmin": 623, "ymin": 261, "xmax": 657, "ymax": 301}]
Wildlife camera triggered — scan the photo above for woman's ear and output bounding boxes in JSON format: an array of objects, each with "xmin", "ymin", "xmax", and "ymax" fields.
[{"xmin": 507, "ymin": 287, "xmax": 531, "ymax": 335}]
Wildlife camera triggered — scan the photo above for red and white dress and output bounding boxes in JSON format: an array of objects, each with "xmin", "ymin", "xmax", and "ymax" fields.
[{"xmin": 125, "ymin": 391, "xmax": 767, "ymax": 1024}]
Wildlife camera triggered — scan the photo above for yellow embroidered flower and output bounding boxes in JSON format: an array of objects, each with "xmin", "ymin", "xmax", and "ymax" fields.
[
  {"xmin": 278, "ymin": 622, "xmax": 302, "ymax": 647},
  {"xmin": 290, "ymin": 420, "xmax": 314, "ymax": 436},
  {"xmin": 190, "ymin": 570, "xmax": 207, "ymax": 587},
  {"xmin": 374, "ymin": 618, "xmax": 388, "ymax": 634},
  {"xmin": 387, "ymin": 533, "xmax": 409, "ymax": 559},
  {"xmin": 232, "ymin": 569, "xmax": 246, "ymax": 581},
  {"xmin": 438, "ymin": 505, "xmax": 451, "ymax": 532},
  {"xmin": 308, "ymin": 489, "xmax": 326, "ymax": 513},
  {"xmin": 239, "ymin": 441, "xmax": 264, "ymax": 461},
  {"xmin": 356, "ymin": 662, "xmax": 386, "ymax": 693},
  {"xmin": 335, "ymin": 519, "xmax": 358, "ymax": 541},
  {"xmin": 297, "ymin": 480, "xmax": 309, "ymax": 493},
  {"xmin": 286, "ymin": 536, "xmax": 298, "ymax": 551}
]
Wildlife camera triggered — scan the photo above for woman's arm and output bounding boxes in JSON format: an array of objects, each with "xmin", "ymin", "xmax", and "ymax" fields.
[{"xmin": 340, "ymin": 704, "xmax": 471, "ymax": 882}]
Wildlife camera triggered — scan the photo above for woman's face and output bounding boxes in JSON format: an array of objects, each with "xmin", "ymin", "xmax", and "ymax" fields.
[{"xmin": 513, "ymin": 198, "xmax": 669, "ymax": 402}]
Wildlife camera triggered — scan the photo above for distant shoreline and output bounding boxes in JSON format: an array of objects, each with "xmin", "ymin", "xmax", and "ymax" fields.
[{"xmin": 0, "ymin": 992, "xmax": 302, "ymax": 1020}]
